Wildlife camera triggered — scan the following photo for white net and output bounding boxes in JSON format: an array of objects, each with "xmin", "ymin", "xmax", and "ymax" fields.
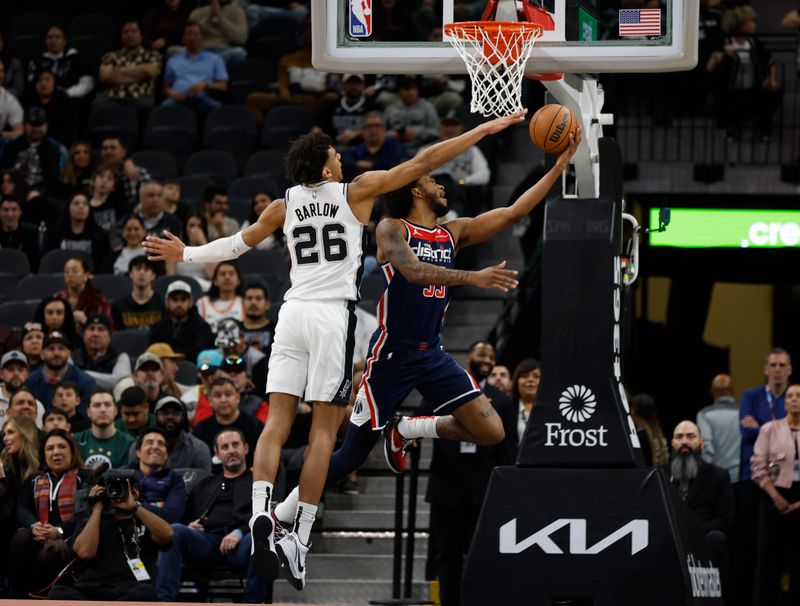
[{"xmin": 445, "ymin": 22, "xmax": 542, "ymax": 118}]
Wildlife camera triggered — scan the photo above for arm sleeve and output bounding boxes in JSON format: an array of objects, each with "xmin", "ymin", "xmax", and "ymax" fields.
[
  {"xmin": 739, "ymin": 391, "xmax": 760, "ymax": 446},
  {"xmin": 183, "ymin": 230, "xmax": 251, "ymax": 263},
  {"xmin": 696, "ymin": 412, "xmax": 715, "ymax": 463},
  {"xmin": 66, "ymin": 75, "xmax": 95, "ymax": 98},
  {"xmin": 142, "ymin": 474, "xmax": 186, "ymax": 523},
  {"xmin": 418, "ymin": 103, "xmax": 441, "ymax": 141},
  {"xmin": 16, "ymin": 477, "xmax": 36, "ymax": 527},
  {"xmin": 86, "ymin": 353, "xmax": 132, "ymax": 390},
  {"xmin": 465, "ymin": 147, "xmax": 490, "ymax": 185},
  {"xmin": 751, "ymin": 425, "xmax": 770, "ymax": 487},
  {"xmin": 212, "ymin": 55, "xmax": 229, "ymax": 82},
  {"xmin": 219, "ymin": 6, "xmax": 248, "ymax": 45}
]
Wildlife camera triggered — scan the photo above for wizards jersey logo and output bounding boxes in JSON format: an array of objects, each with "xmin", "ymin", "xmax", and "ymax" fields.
[{"xmin": 350, "ymin": 0, "xmax": 372, "ymax": 37}]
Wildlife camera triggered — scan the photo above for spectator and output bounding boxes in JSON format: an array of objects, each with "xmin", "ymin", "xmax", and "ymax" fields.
[
  {"xmin": 245, "ymin": 21, "xmax": 336, "ymax": 122},
  {"xmin": 630, "ymin": 393, "xmax": 669, "ymax": 466},
  {"xmin": 171, "ymin": 211, "xmax": 214, "ymax": 290},
  {"xmin": 107, "ymin": 215, "xmax": 147, "ymax": 275},
  {"xmin": 488, "ymin": 364, "xmax": 512, "ymax": 395},
  {"xmin": 383, "ymin": 76, "xmax": 440, "ymax": 153},
  {"xmin": 8, "ymin": 429, "xmax": 90, "ymax": 598},
  {"xmin": 195, "ymin": 354, "xmax": 268, "ymax": 425},
  {"xmin": 0, "ymin": 61, "xmax": 23, "ymax": 148},
  {"xmin": 32, "ymin": 296, "xmax": 78, "ymax": 346},
  {"xmin": 203, "ymin": 185, "xmax": 239, "ymax": 240},
  {"xmin": 113, "ymin": 255, "xmax": 163, "ymax": 329},
  {"xmin": 23, "ymin": 68, "xmax": 72, "ymax": 146},
  {"xmin": 26, "ymin": 26, "xmax": 94, "ymax": 100},
  {"xmin": 74, "ymin": 389, "xmax": 135, "ymax": 469},
  {"xmin": 42, "ymin": 408, "xmax": 70, "ymax": 433},
  {"xmin": 740, "ymin": 347, "xmax": 791, "ymax": 481},
  {"xmin": 0, "ymin": 32, "xmax": 24, "ymax": 100},
  {"xmin": 214, "ymin": 318, "xmax": 268, "ymax": 391},
  {"xmin": 0, "ymin": 106, "xmax": 67, "ymax": 192},
  {"xmin": 241, "ymin": 282, "xmax": 274, "ymax": 354},
  {"xmin": 182, "ymin": 349, "xmax": 223, "ymax": 424},
  {"xmin": 146, "ymin": 343, "xmax": 193, "ymax": 398},
  {"xmin": 783, "ymin": 8, "xmax": 800, "ymax": 30},
  {"xmin": 0, "ymin": 351, "xmax": 45, "ymax": 430},
  {"xmin": 240, "ymin": 192, "xmax": 282, "ymax": 250},
  {"xmin": 0, "ymin": 196, "xmax": 39, "ymax": 270},
  {"xmin": 88, "ymin": 164, "xmax": 129, "ymax": 235},
  {"xmin": 52, "ymin": 141, "xmax": 94, "ymax": 201},
  {"xmin": 130, "ymin": 353, "xmax": 171, "ymax": 410},
  {"xmin": 115, "ymin": 385, "xmax": 154, "ymax": 439},
  {"xmin": 54, "ymin": 256, "xmax": 114, "ymax": 330},
  {"xmin": 705, "ymin": 6, "xmax": 781, "ymax": 140},
  {"xmin": 510, "ymin": 358, "xmax": 541, "ymax": 446},
  {"xmin": 192, "ymin": 377, "xmax": 263, "ymax": 466},
  {"xmin": 197, "ymin": 261, "xmax": 245, "ymax": 332},
  {"xmin": 343, "ymin": 112, "xmax": 408, "ymax": 178},
  {"xmin": 320, "ymin": 73, "xmax": 377, "ymax": 146},
  {"xmin": 143, "ymin": 0, "xmax": 191, "ymax": 54},
  {"xmin": 100, "ymin": 137, "xmax": 151, "ymax": 206},
  {"xmin": 163, "ymin": 22, "xmax": 228, "ymax": 117},
  {"xmin": 420, "ymin": 72, "xmax": 466, "ymax": 118},
  {"xmin": 72, "ymin": 315, "xmax": 131, "ymax": 390},
  {"xmin": 5, "ymin": 389, "xmax": 41, "ymax": 428},
  {"xmin": 20, "ymin": 322, "xmax": 45, "ymax": 371},
  {"xmin": 96, "ymin": 21, "xmax": 162, "ymax": 110},
  {"xmin": 130, "ymin": 395, "xmax": 211, "ymax": 471},
  {"xmin": 156, "ymin": 427, "xmax": 267, "ymax": 602},
  {"xmin": 163, "ymin": 180, "xmax": 191, "ymax": 224},
  {"xmin": 750, "ymin": 383, "xmax": 800, "ymax": 606},
  {"xmin": 49, "ymin": 470, "xmax": 173, "ymax": 601},
  {"xmin": 149, "ymin": 280, "xmax": 215, "ymax": 363},
  {"xmin": 243, "ymin": 0, "xmax": 309, "ymax": 27},
  {"xmin": 697, "ymin": 373, "xmax": 740, "ymax": 483},
  {"xmin": 25, "ymin": 332, "xmax": 96, "ymax": 412},
  {"xmin": 128, "ymin": 427, "xmax": 186, "ymax": 523},
  {"xmin": 189, "ymin": 0, "xmax": 249, "ymax": 67},
  {"xmin": 48, "ymin": 198, "xmax": 112, "ymax": 280},
  {"xmin": 134, "ymin": 180, "xmax": 183, "ymax": 239},
  {"xmin": 51, "ymin": 381, "xmax": 90, "ymax": 432}
]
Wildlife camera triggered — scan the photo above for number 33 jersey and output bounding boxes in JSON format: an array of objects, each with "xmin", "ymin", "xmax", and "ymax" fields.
[
  {"xmin": 377, "ymin": 219, "xmax": 456, "ymax": 348},
  {"xmin": 283, "ymin": 182, "xmax": 367, "ymax": 303}
]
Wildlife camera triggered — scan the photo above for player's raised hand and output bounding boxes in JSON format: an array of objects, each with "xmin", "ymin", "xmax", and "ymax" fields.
[
  {"xmin": 142, "ymin": 231, "xmax": 186, "ymax": 261},
  {"xmin": 471, "ymin": 260, "xmax": 519, "ymax": 292},
  {"xmin": 555, "ymin": 126, "xmax": 582, "ymax": 169},
  {"xmin": 481, "ymin": 109, "xmax": 528, "ymax": 134}
]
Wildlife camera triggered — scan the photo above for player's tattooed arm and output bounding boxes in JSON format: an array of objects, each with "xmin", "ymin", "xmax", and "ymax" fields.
[{"xmin": 375, "ymin": 219, "xmax": 519, "ymax": 292}]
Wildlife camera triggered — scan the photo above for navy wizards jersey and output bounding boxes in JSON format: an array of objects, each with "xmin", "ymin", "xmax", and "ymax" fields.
[{"xmin": 377, "ymin": 219, "xmax": 455, "ymax": 348}]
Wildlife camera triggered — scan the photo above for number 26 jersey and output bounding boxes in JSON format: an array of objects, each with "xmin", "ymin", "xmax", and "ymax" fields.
[{"xmin": 283, "ymin": 182, "xmax": 367, "ymax": 303}]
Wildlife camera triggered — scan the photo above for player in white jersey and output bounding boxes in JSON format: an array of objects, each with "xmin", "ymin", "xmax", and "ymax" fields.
[{"xmin": 142, "ymin": 113, "xmax": 524, "ymax": 589}]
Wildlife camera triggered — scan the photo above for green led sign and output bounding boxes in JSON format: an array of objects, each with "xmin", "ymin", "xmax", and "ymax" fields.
[{"xmin": 648, "ymin": 208, "xmax": 800, "ymax": 249}]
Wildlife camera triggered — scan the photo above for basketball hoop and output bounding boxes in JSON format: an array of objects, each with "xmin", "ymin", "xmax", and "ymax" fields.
[{"xmin": 444, "ymin": 21, "xmax": 543, "ymax": 118}]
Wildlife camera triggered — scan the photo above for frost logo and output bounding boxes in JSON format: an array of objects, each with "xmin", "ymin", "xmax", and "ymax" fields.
[{"xmin": 559, "ymin": 385, "xmax": 597, "ymax": 423}]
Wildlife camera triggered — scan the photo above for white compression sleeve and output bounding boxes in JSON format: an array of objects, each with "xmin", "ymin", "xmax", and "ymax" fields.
[{"xmin": 183, "ymin": 231, "xmax": 251, "ymax": 263}]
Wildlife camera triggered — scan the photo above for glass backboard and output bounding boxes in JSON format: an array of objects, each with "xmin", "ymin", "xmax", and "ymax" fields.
[{"xmin": 311, "ymin": 0, "xmax": 699, "ymax": 75}]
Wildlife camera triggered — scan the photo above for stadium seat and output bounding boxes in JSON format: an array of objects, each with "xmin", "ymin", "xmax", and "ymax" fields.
[
  {"xmin": 228, "ymin": 198, "xmax": 251, "ymax": 224},
  {"xmin": 175, "ymin": 360, "xmax": 198, "ymax": 385},
  {"xmin": 67, "ymin": 14, "xmax": 115, "ymax": 44},
  {"xmin": 91, "ymin": 274, "xmax": 132, "ymax": 303},
  {"xmin": 39, "ymin": 249, "xmax": 93, "ymax": 273},
  {"xmin": 242, "ymin": 273, "xmax": 287, "ymax": 303},
  {"xmin": 228, "ymin": 176, "xmax": 279, "ymax": 208},
  {"xmin": 143, "ymin": 105, "xmax": 198, "ymax": 170},
  {"xmin": 110, "ymin": 328, "xmax": 150, "ymax": 359},
  {"xmin": 153, "ymin": 275, "xmax": 204, "ymax": 302},
  {"xmin": 260, "ymin": 105, "xmax": 313, "ymax": 150},
  {"xmin": 130, "ymin": 150, "xmax": 178, "ymax": 182},
  {"xmin": 226, "ymin": 58, "xmax": 271, "ymax": 105},
  {"xmin": 14, "ymin": 274, "xmax": 65, "ymax": 300},
  {"xmin": 71, "ymin": 37, "xmax": 114, "ymax": 73},
  {"xmin": 0, "ymin": 274, "xmax": 21, "ymax": 303},
  {"xmin": 86, "ymin": 103, "xmax": 139, "ymax": 148},
  {"xmin": 244, "ymin": 150, "xmax": 289, "ymax": 190},
  {"xmin": 8, "ymin": 13, "xmax": 55, "ymax": 63},
  {"xmin": 246, "ymin": 17, "xmax": 298, "ymax": 82},
  {"xmin": 236, "ymin": 249, "xmax": 288, "ymax": 284},
  {"xmin": 0, "ymin": 249, "xmax": 32, "ymax": 276},
  {"xmin": 267, "ymin": 300, "xmax": 282, "ymax": 324},
  {"xmin": 202, "ymin": 106, "xmax": 257, "ymax": 170},
  {"xmin": 184, "ymin": 150, "xmax": 239, "ymax": 187},
  {"xmin": 174, "ymin": 175, "xmax": 214, "ymax": 208},
  {"xmin": 0, "ymin": 301, "xmax": 38, "ymax": 327}
]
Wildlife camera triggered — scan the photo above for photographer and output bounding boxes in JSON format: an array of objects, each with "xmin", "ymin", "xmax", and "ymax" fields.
[{"xmin": 49, "ymin": 473, "xmax": 173, "ymax": 600}]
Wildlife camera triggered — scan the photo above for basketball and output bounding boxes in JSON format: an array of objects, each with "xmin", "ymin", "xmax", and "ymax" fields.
[{"xmin": 529, "ymin": 104, "xmax": 577, "ymax": 154}]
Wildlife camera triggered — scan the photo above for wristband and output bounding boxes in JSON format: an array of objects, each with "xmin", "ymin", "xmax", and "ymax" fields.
[{"xmin": 184, "ymin": 231, "xmax": 251, "ymax": 263}]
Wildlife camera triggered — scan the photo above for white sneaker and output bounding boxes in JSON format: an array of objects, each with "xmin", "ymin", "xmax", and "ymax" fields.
[
  {"xmin": 275, "ymin": 531, "xmax": 310, "ymax": 590},
  {"xmin": 249, "ymin": 511, "xmax": 279, "ymax": 581}
]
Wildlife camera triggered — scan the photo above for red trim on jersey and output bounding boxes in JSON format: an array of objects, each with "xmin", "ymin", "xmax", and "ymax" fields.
[
  {"xmin": 359, "ymin": 263, "xmax": 394, "ymax": 428},
  {"xmin": 400, "ymin": 219, "xmax": 451, "ymax": 243}
]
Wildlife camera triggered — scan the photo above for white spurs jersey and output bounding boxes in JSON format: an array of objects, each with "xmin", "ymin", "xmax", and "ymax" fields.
[{"xmin": 283, "ymin": 181, "xmax": 366, "ymax": 302}]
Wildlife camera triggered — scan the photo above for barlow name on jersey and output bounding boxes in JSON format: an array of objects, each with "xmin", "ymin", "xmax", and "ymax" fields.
[{"xmin": 294, "ymin": 202, "xmax": 340, "ymax": 222}]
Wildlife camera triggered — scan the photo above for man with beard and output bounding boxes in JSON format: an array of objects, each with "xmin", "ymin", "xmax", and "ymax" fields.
[
  {"xmin": 488, "ymin": 364, "xmax": 512, "ymax": 396},
  {"xmin": 74, "ymin": 389, "xmax": 135, "ymax": 469},
  {"xmin": 156, "ymin": 428, "xmax": 269, "ymax": 603},
  {"xmin": 0, "ymin": 350, "xmax": 45, "ymax": 430},
  {"xmin": 115, "ymin": 385, "xmax": 154, "ymax": 439},
  {"xmin": 149, "ymin": 280, "xmax": 214, "ymax": 363},
  {"xmin": 24, "ymin": 331, "xmax": 96, "ymax": 411},
  {"xmin": 72, "ymin": 315, "xmax": 132, "ymax": 390},
  {"xmin": 131, "ymin": 353, "xmax": 170, "ymax": 409}
]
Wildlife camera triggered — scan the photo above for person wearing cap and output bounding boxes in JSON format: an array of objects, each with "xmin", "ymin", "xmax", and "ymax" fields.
[
  {"xmin": 112, "ymin": 255, "xmax": 164, "ymax": 330},
  {"xmin": 0, "ymin": 351, "xmax": 46, "ymax": 430},
  {"xmin": 0, "ymin": 105, "xmax": 68, "ymax": 191},
  {"xmin": 383, "ymin": 76, "xmax": 440, "ymax": 154},
  {"xmin": 149, "ymin": 279, "xmax": 215, "ymax": 364},
  {"xmin": 115, "ymin": 385, "xmax": 155, "ymax": 439},
  {"xmin": 182, "ymin": 349, "xmax": 223, "ymax": 425},
  {"xmin": 320, "ymin": 73, "xmax": 376, "ymax": 147},
  {"xmin": 72, "ymin": 315, "xmax": 132, "ymax": 390},
  {"xmin": 24, "ymin": 332, "xmax": 97, "ymax": 413},
  {"xmin": 194, "ymin": 354, "xmax": 268, "ymax": 426},
  {"xmin": 147, "ymin": 343, "xmax": 194, "ymax": 399},
  {"xmin": 129, "ymin": 353, "xmax": 171, "ymax": 410}
]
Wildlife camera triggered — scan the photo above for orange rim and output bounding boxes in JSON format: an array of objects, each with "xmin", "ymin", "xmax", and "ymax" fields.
[{"xmin": 443, "ymin": 20, "xmax": 543, "ymax": 42}]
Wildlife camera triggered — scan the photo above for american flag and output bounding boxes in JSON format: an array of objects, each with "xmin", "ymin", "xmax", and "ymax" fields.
[{"xmin": 618, "ymin": 9, "xmax": 661, "ymax": 37}]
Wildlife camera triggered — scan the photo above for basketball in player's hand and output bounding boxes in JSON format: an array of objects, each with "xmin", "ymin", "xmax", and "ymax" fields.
[{"xmin": 529, "ymin": 104, "xmax": 577, "ymax": 154}]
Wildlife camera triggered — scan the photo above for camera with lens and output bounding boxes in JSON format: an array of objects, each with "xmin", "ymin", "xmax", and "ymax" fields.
[{"xmin": 75, "ymin": 468, "xmax": 139, "ymax": 513}]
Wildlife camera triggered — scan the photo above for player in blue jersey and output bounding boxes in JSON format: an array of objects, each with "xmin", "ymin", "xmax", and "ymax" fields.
[{"xmin": 271, "ymin": 128, "xmax": 580, "ymax": 522}]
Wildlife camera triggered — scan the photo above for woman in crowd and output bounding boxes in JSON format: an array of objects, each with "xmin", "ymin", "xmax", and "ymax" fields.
[
  {"xmin": 20, "ymin": 322, "xmax": 45, "ymax": 371},
  {"xmin": 54, "ymin": 257, "xmax": 113, "ymax": 331},
  {"xmin": 241, "ymin": 191, "xmax": 283, "ymax": 250},
  {"xmin": 510, "ymin": 358, "xmax": 541, "ymax": 445},
  {"xmin": 23, "ymin": 69, "xmax": 72, "ymax": 146},
  {"xmin": 196, "ymin": 261, "xmax": 245, "ymax": 332},
  {"xmin": 105, "ymin": 214, "xmax": 147, "ymax": 275},
  {"xmin": 88, "ymin": 164, "xmax": 129, "ymax": 235},
  {"xmin": 52, "ymin": 142, "xmax": 94, "ymax": 201},
  {"xmin": 168, "ymin": 211, "xmax": 215, "ymax": 292},
  {"xmin": 32, "ymin": 297, "xmax": 78, "ymax": 347},
  {"xmin": 8, "ymin": 430, "xmax": 88, "ymax": 598},
  {"xmin": 630, "ymin": 393, "xmax": 669, "ymax": 466},
  {"xmin": 751, "ymin": 383, "xmax": 800, "ymax": 606},
  {"xmin": 48, "ymin": 193, "xmax": 111, "ymax": 271}
]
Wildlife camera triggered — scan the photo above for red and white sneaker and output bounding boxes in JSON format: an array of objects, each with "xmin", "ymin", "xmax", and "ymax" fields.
[{"xmin": 383, "ymin": 413, "xmax": 409, "ymax": 474}]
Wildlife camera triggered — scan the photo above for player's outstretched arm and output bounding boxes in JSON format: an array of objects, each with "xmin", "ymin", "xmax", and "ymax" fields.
[
  {"xmin": 376, "ymin": 219, "xmax": 518, "ymax": 292},
  {"xmin": 348, "ymin": 110, "xmax": 527, "ymax": 208},
  {"xmin": 143, "ymin": 199, "xmax": 286, "ymax": 263},
  {"xmin": 448, "ymin": 129, "xmax": 581, "ymax": 249}
]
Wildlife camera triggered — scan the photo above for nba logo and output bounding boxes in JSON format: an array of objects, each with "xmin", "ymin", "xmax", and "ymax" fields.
[{"xmin": 350, "ymin": 0, "xmax": 372, "ymax": 37}]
